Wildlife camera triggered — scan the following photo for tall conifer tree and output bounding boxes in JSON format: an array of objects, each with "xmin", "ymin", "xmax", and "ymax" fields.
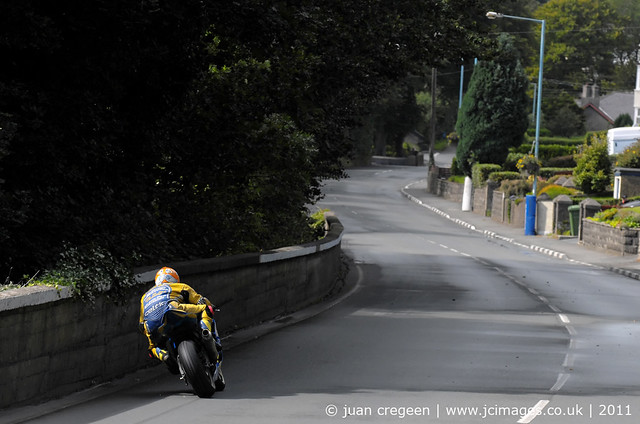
[{"xmin": 455, "ymin": 35, "xmax": 530, "ymax": 177}]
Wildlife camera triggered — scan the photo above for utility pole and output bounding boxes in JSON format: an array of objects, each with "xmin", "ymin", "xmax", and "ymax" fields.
[{"xmin": 428, "ymin": 67, "xmax": 437, "ymax": 167}]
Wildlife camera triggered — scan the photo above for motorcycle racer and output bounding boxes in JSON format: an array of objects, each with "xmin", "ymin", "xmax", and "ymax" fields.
[{"xmin": 139, "ymin": 267, "xmax": 222, "ymax": 365}]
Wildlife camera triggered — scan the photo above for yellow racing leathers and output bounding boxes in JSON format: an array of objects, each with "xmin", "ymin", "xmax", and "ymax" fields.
[{"xmin": 139, "ymin": 282, "xmax": 218, "ymax": 361}]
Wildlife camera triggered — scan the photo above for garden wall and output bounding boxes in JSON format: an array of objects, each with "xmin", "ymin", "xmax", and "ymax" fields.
[
  {"xmin": 0, "ymin": 215, "xmax": 344, "ymax": 409},
  {"xmin": 581, "ymin": 219, "xmax": 640, "ymax": 255}
]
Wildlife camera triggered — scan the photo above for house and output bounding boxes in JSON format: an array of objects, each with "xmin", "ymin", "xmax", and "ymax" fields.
[{"xmin": 578, "ymin": 84, "xmax": 634, "ymax": 132}]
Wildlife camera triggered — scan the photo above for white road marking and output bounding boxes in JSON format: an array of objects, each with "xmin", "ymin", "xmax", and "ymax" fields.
[{"xmin": 518, "ymin": 400, "xmax": 550, "ymax": 423}]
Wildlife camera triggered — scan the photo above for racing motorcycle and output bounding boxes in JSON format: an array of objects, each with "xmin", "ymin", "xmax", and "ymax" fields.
[{"xmin": 160, "ymin": 310, "xmax": 225, "ymax": 398}]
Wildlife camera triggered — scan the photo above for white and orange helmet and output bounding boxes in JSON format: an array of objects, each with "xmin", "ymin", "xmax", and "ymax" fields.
[{"xmin": 154, "ymin": 267, "xmax": 180, "ymax": 286}]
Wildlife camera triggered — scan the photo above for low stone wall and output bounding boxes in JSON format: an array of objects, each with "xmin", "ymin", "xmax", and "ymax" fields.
[
  {"xmin": 440, "ymin": 180, "xmax": 465, "ymax": 202},
  {"xmin": 473, "ymin": 185, "xmax": 488, "ymax": 217},
  {"xmin": 0, "ymin": 215, "xmax": 344, "ymax": 409},
  {"xmin": 491, "ymin": 191, "xmax": 506, "ymax": 223},
  {"xmin": 581, "ymin": 219, "xmax": 640, "ymax": 255},
  {"xmin": 509, "ymin": 199, "xmax": 526, "ymax": 228}
]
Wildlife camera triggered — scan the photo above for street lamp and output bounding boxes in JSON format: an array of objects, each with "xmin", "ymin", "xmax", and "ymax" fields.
[{"xmin": 487, "ymin": 11, "xmax": 545, "ymax": 236}]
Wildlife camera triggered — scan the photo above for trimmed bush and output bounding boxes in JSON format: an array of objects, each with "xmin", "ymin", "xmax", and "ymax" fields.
[
  {"xmin": 512, "ymin": 144, "xmax": 577, "ymax": 161},
  {"xmin": 499, "ymin": 178, "xmax": 531, "ymax": 197},
  {"xmin": 537, "ymin": 184, "xmax": 578, "ymax": 199},
  {"xmin": 472, "ymin": 163, "xmax": 502, "ymax": 187},
  {"xmin": 539, "ymin": 167, "xmax": 574, "ymax": 178},
  {"xmin": 488, "ymin": 171, "xmax": 521, "ymax": 184},
  {"xmin": 574, "ymin": 135, "xmax": 611, "ymax": 194}
]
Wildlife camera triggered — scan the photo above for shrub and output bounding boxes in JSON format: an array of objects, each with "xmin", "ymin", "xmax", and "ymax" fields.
[
  {"xmin": 450, "ymin": 156, "xmax": 463, "ymax": 176},
  {"xmin": 488, "ymin": 171, "xmax": 521, "ymax": 184},
  {"xmin": 615, "ymin": 140, "xmax": 640, "ymax": 168},
  {"xmin": 503, "ymin": 152, "xmax": 521, "ymax": 172},
  {"xmin": 539, "ymin": 167, "xmax": 575, "ymax": 178},
  {"xmin": 512, "ymin": 144, "xmax": 577, "ymax": 161},
  {"xmin": 472, "ymin": 163, "xmax": 502, "ymax": 187},
  {"xmin": 537, "ymin": 184, "xmax": 578, "ymax": 199},
  {"xmin": 614, "ymin": 113, "xmax": 633, "ymax": 127},
  {"xmin": 591, "ymin": 207, "xmax": 640, "ymax": 228},
  {"xmin": 32, "ymin": 243, "xmax": 138, "ymax": 304},
  {"xmin": 499, "ymin": 178, "xmax": 531, "ymax": 197},
  {"xmin": 546, "ymin": 155, "xmax": 576, "ymax": 168},
  {"xmin": 573, "ymin": 135, "xmax": 612, "ymax": 194},
  {"xmin": 585, "ymin": 131, "xmax": 608, "ymax": 146}
]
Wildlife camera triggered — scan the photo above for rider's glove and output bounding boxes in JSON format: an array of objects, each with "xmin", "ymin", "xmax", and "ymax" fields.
[
  {"xmin": 204, "ymin": 304, "xmax": 215, "ymax": 319},
  {"xmin": 152, "ymin": 347, "xmax": 169, "ymax": 362}
]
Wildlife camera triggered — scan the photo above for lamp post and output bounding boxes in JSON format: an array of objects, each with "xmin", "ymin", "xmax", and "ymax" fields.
[{"xmin": 487, "ymin": 11, "xmax": 545, "ymax": 235}]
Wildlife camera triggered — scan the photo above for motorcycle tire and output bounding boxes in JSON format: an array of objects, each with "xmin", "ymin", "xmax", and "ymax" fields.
[
  {"xmin": 215, "ymin": 370, "xmax": 226, "ymax": 392},
  {"xmin": 177, "ymin": 340, "xmax": 216, "ymax": 398}
]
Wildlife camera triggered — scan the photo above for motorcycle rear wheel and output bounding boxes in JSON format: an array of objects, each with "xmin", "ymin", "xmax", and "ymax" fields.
[
  {"xmin": 177, "ymin": 340, "xmax": 215, "ymax": 398},
  {"xmin": 215, "ymin": 370, "xmax": 226, "ymax": 392}
]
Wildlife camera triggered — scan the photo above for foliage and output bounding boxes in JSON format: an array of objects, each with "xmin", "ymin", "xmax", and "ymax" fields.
[
  {"xmin": 503, "ymin": 152, "xmax": 522, "ymax": 172},
  {"xmin": 537, "ymin": 184, "xmax": 578, "ymax": 199},
  {"xmin": 448, "ymin": 175, "xmax": 467, "ymax": 184},
  {"xmin": 585, "ymin": 131, "xmax": 609, "ymax": 146},
  {"xmin": 615, "ymin": 141, "xmax": 640, "ymax": 169},
  {"xmin": 614, "ymin": 113, "xmax": 634, "ymax": 127},
  {"xmin": 499, "ymin": 179, "xmax": 532, "ymax": 197},
  {"xmin": 450, "ymin": 156, "xmax": 463, "ymax": 177},
  {"xmin": 446, "ymin": 132, "xmax": 459, "ymax": 145},
  {"xmin": 488, "ymin": 172, "xmax": 521, "ymax": 184},
  {"xmin": 573, "ymin": 135, "xmax": 612, "ymax": 194},
  {"xmin": 512, "ymin": 144, "xmax": 578, "ymax": 161},
  {"xmin": 32, "ymin": 244, "xmax": 138, "ymax": 304},
  {"xmin": 535, "ymin": 136, "xmax": 585, "ymax": 146},
  {"xmin": 539, "ymin": 168, "xmax": 575, "ymax": 178},
  {"xmin": 309, "ymin": 209, "xmax": 330, "ymax": 240},
  {"xmin": 472, "ymin": 164, "xmax": 502, "ymax": 188},
  {"xmin": 516, "ymin": 154, "xmax": 542, "ymax": 175},
  {"xmin": 0, "ymin": 1, "xmax": 490, "ymax": 284},
  {"xmin": 541, "ymin": 91, "xmax": 585, "ymax": 137},
  {"xmin": 545, "ymin": 155, "xmax": 576, "ymax": 168},
  {"xmin": 372, "ymin": 80, "xmax": 424, "ymax": 156},
  {"xmin": 534, "ymin": 0, "xmax": 627, "ymax": 86},
  {"xmin": 590, "ymin": 207, "xmax": 640, "ymax": 229},
  {"xmin": 455, "ymin": 34, "xmax": 530, "ymax": 176}
]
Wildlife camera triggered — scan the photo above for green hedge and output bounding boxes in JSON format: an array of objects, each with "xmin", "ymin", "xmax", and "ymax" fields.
[
  {"xmin": 472, "ymin": 163, "xmax": 501, "ymax": 187},
  {"xmin": 488, "ymin": 171, "xmax": 521, "ymax": 184},
  {"xmin": 512, "ymin": 144, "xmax": 577, "ymax": 160},
  {"xmin": 539, "ymin": 167, "xmax": 574, "ymax": 178}
]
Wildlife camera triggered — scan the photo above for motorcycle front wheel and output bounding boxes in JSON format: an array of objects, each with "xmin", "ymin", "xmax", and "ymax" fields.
[{"xmin": 177, "ymin": 340, "xmax": 216, "ymax": 398}]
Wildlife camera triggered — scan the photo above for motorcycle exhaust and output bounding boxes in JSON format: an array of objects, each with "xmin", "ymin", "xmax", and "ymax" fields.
[{"xmin": 201, "ymin": 329, "xmax": 219, "ymax": 362}]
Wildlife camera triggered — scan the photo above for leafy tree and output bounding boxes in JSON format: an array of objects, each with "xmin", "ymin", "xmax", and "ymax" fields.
[
  {"xmin": 455, "ymin": 35, "xmax": 530, "ymax": 176},
  {"xmin": 573, "ymin": 135, "xmax": 612, "ymax": 194},
  {"xmin": 533, "ymin": 0, "xmax": 627, "ymax": 87},
  {"xmin": 614, "ymin": 113, "xmax": 633, "ymax": 127},
  {"xmin": 609, "ymin": 0, "xmax": 640, "ymax": 89},
  {"xmin": 0, "ymin": 0, "xmax": 490, "ymax": 279},
  {"xmin": 370, "ymin": 80, "xmax": 423, "ymax": 156},
  {"xmin": 542, "ymin": 91, "xmax": 585, "ymax": 137}
]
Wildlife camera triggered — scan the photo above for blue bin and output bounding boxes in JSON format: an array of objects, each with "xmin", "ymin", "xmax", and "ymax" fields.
[{"xmin": 524, "ymin": 195, "xmax": 536, "ymax": 236}]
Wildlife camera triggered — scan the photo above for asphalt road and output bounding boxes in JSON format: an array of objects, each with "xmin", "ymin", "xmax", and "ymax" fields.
[{"xmin": 8, "ymin": 166, "xmax": 640, "ymax": 424}]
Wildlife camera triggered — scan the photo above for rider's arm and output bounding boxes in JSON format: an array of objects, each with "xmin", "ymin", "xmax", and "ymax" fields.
[{"xmin": 175, "ymin": 283, "xmax": 212, "ymax": 306}]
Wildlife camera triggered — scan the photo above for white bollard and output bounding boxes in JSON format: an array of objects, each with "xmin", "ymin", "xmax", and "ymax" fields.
[{"xmin": 462, "ymin": 176, "xmax": 472, "ymax": 212}]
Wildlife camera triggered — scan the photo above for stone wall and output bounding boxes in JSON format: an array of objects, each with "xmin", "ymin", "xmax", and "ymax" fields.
[
  {"xmin": 440, "ymin": 180, "xmax": 465, "ymax": 202},
  {"xmin": 0, "ymin": 216, "xmax": 344, "ymax": 409},
  {"xmin": 491, "ymin": 191, "xmax": 506, "ymax": 223},
  {"xmin": 581, "ymin": 219, "xmax": 640, "ymax": 255}
]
